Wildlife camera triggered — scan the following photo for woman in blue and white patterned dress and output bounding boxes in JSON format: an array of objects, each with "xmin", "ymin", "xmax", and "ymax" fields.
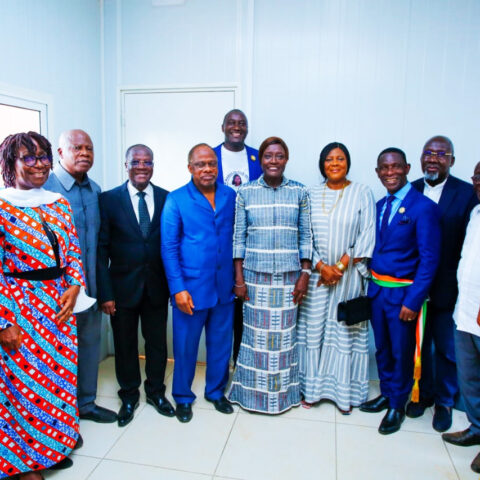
[
  {"xmin": 297, "ymin": 142, "xmax": 376, "ymax": 414},
  {"xmin": 227, "ymin": 136, "xmax": 312, "ymax": 414}
]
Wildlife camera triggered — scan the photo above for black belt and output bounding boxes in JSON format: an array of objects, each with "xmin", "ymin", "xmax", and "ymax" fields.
[{"xmin": 5, "ymin": 267, "xmax": 66, "ymax": 281}]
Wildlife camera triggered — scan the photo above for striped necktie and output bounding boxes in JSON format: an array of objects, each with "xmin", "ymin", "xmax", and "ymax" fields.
[{"xmin": 137, "ymin": 191, "xmax": 150, "ymax": 238}]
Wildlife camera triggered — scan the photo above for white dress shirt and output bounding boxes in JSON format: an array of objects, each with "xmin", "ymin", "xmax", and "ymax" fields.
[
  {"xmin": 423, "ymin": 177, "xmax": 448, "ymax": 204},
  {"xmin": 454, "ymin": 205, "xmax": 480, "ymax": 337},
  {"xmin": 127, "ymin": 181, "xmax": 155, "ymax": 222}
]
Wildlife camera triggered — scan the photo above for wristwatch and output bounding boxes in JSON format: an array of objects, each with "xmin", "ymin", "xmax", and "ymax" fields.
[
  {"xmin": 335, "ymin": 261, "xmax": 346, "ymax": 272},
  {"xmin": 301, "ymin": 268, "xmax": 312, "ymax": 275}
]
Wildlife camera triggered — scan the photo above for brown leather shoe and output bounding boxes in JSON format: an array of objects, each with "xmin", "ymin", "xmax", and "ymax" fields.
[
  {"xmin": 442, "ymin": 428, "xmax": 480, "ymax": 447},
  {"xmin": 471, "ymin": 451, "xmax": 480, "ymax": 473}
]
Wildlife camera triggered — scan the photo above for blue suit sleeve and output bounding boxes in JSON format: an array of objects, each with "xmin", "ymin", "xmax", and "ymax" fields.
[
  {"xmin": 161, "ymin": 195, "xmax": 186, "ymax": 296},
  {"xmin": 403, "ymin": 202, "xmax": 441, "ymax": 312}
]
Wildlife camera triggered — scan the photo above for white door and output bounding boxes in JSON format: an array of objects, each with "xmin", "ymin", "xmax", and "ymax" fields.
[
  {"xmin": 122, "ymin": 87, "xmax": 237, "ymax": 191},
  {"xmin": 121, "ymin": 86, "xmax": 237, "ymax": 362}
]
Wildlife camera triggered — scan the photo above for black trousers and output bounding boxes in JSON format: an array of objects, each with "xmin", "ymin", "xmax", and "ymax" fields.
[
  {"xmin": 111, "ymin": 288, "xmax": 168, "ymax": 403},
  {"xmin": 232, "ymin": 297, "xmax": 244, "ymax": 365}
]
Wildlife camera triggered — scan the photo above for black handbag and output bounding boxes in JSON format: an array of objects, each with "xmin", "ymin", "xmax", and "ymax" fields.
[{"xmin": 337, "ymin": 247, "xmax": 371, "ymax": 326}]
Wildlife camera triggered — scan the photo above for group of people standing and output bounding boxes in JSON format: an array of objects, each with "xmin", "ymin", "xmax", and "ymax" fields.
[{"xmin": 0, "ymin": 109, "xmax": 479, "ymax": 479}]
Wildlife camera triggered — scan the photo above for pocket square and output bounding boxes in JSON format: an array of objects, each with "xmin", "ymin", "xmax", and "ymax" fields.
[{"xmin": 398, "ymin": 215, "xmax": 411, "ymax": 224}]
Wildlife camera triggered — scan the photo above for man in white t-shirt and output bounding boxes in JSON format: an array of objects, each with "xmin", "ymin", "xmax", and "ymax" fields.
[
  {"xmin": 213, "ymin": 109, "xmax": 261, "ymax": 364},
  {"xmin": 442, "ymin": 162, "xmax": 480, "ymax": 474},
  {"xmin": 213, "ymin": 109, "xmax": 261, "ymax": 192}
]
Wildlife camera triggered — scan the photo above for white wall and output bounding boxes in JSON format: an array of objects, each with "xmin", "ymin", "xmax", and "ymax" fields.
[
  {"xmin": 0, "ymin": 0, "xmax": 103, "ymax": 180},
  {"xmin": 103, "ymin": 0, "xmax": 480, "ymax": 196}
]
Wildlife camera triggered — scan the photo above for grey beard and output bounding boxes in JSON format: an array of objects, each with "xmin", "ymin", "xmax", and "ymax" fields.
[{"xmin": 424, "ymin": 171, "xmax": 439, "ymax": 182}]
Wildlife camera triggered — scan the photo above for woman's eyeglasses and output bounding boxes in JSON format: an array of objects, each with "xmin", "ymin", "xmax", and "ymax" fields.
[{"xmin": 18, "ymin": 154, "xmax": 52, "ymax": 167}]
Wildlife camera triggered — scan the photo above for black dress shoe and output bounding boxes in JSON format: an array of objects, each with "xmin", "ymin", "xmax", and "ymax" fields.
[
  {"xmin": 433, "ymin": 405, "xmax": 452, "ymax": 432},
  {"xmin": 117, "ymin": 401, "xmax": 139, "ymax": 427},
  {"xmin": 405, "ymin": 398, "xmax": 434, "ymax": 418},
  {"xmin": 73, "ymin": 433, "xmax": 83, "ymax": 450},
  {"xmin": 378, "ymin": 408, "xmax": 405, "ymax": 435},
  {"xmin": 176, "ymin": 403, "xmax": 193, "ymax": 423},
  {"xmin": 471, "ymin": 451, "xmax": 480, "ymax": 473},
  {"xmin": 205, "ymin": 395, "xmax": 234, "ymax": 414},
  {"xmin": 146, "ymin": 395, "xmax": 175, "ymax": 417},
  {"xmin": 359, "ymin": 395, "xmax": 389, "ymax": 413},
  {"xmin": 49, "ymin": 457, "xmax": 73, "ymax": 470},
  {"xmin": 442, "ymin": 428, "xmax": 480, "ymax": 446},
  {"xmin": 80, "ymin": 404, "xmax": 118, "ymax": 423}
]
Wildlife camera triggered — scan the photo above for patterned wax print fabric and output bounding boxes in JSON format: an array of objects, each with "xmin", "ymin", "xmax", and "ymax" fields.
[
  {"xmin": 227, "ymin": 269, "xmax": 301, "ymax": 413},
  {"xmin": 0, "ymin": 197, "xmax": 85, "ymax": 478},
  {"xmin": 297, "ymin": 182, "xmax": 376, "ymax": 410}
]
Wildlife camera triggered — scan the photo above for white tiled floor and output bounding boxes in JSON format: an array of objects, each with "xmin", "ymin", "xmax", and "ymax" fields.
[{"xmin": 43, "ymin": 356, "xmax": 480, "ymax": 480}]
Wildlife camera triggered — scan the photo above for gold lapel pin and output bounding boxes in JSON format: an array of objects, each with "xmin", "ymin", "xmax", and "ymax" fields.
[{"xmin": 399, "ymin": 207, "xmax": 405, "ymax": 214}]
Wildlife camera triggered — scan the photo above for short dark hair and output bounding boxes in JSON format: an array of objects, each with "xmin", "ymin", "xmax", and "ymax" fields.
[
  {"xmin": 187, "ymin": 143, "xmax": 217, "ymax": 164},
  {"xmin": 222, "ymin": 109, "xmax": 247, "ymax": 126},
  {"xmin": 318, "ymin": 142, "xmax": 351, "ymax": 179},
  {"xmin": 259, "ymin": 136, "xmax": 289, "ymax": 162},
  {"xmin": 0, "ymin": 132, "xmax": 52, "ymax": 187},
  {"xmin": 377, "ymin": 147, "xmax": 407, "ymax": 165},
  {"xmin": 125, "ymin": 144, "xmax": 154, "ymax": 161}
]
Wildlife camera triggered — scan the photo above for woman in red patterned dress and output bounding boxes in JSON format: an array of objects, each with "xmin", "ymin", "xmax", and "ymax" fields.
[{"xmin": 0, "ymin": 132, "xmax": 91, "ymax": 480}]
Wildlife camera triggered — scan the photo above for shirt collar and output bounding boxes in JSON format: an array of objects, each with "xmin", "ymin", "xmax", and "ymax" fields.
[
  {"xmin": 258, "ymin": 175, "xmax": 289, "ymax": 188},
  {"xmin": 127, "ymin": 181, "xmax": 153, "ymax": 199},
  {"xmin": 387, "ymin": 181, "xmax": 411, "ymax": 201},
  {"xmin": 424, "ymin": 176, "xmax": 448, "ymax": 191},
  {"xmin": 53, "ymin": 163, "xmax": 91, "ymax": 191}
]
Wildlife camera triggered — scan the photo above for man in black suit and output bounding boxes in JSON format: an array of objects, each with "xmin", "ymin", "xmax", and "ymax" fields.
[
  {"xmin": 409, "ymin": 135, "xmax": 478, "ymax": 431},
  {"xmin": 97, "ymin": 144, "xmax": 174, "ymax": 427}
]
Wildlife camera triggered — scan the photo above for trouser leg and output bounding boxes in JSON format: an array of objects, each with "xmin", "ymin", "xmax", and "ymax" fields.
[
  {"xmin": 431, "ymin": 307, "xmax": 458, "ymax": 407},
  {"xmin": 139, "ymin": 295, "xmax": 168, "ymax": 398},
  {"xmin": 111, "ymin": 304, "xmax": 141, "ymax": 404},
  {"xmin": 454, "ymin": 329, "xmax": 480, "ymax": 434},
  {"xmin": 172, "ymin": 306, "xmax": 207, "ymax": 404},
  {"xmin": 205, "ymin": 302, "xmax": 234, "ymax": 400},
  {"xmin": 76, "ymin": 309, "xmax": 102, "ymax": 414},
  {"xmin": 371, "ymin": 289, "xmax": 395, "ymax": 400}
]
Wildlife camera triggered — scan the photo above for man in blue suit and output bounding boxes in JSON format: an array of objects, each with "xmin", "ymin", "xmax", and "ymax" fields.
[
  {"xmin": 213, "ymin": 109, "xmax": 261, "ymax": 365},
  {"xmin": 161, "ymin": 143, "xmax": 236, "ymax": 423},
  {"xmin": 408, "ymin": 136, "xmax": 478, "ymax": 431},
  {"xmin": 360, "ymin": 147, "xmax": 441, "ymax": 435}
]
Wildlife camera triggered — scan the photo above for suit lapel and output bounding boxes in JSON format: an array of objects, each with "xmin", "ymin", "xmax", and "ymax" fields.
[
  {"xmin": 120, "ymin": 182, "xmax": 143, "ymax": 237},
  {"xmin": 382, "ymin": 187, "xmax": 416, "ymax": 244},
  {"xmin": 438, "ymin": 176, "xmax": 457, "ymax": 215},
  {"xmin": 214, "ymin": 184, "xmax": 228, "ymax": 215},
  {"xmin": 376, "ymin": 199, "xmax": 384, "ymax": 245},
  {"xmin": 187, "ymin": 180, "xmax": 215, "ymax": 213},
  {"xmin": 149, "ymin": 185, "xmax": 164, "ymax": 234}
]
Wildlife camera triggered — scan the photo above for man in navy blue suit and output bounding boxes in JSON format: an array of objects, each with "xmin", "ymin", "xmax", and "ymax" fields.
[
  {"xmin": 213, "ymin": 109, "xmax": 261, "ymax": 365},
  {"xmin": 161, "ymin": 143, "xmax": 236, "ymax": 423},
  {"xmin": 97, "ymin": 144, "xmax": 174, "ymax": 427},
  {"xmin": 360, "ymin": 147, "xmax": 441, "ymax": 435},
  {"xmin": 408, "ymin": 136, "xmax": 478, "ymax": 432}
]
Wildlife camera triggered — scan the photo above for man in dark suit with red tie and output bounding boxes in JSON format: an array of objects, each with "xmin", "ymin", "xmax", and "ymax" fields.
[
  {"xmin": 97, "ymin": 144, "xmax": 174, "ymax": 427},
  {"xmin": 408, "ymin": 136, "xmax": 478, "ymax": 431}
]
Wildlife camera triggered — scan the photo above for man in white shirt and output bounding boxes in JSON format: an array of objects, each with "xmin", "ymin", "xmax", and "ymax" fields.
[
  {"xmin": 213, "ymin": 109, "xmax": 261, "ymax": 365},
  {"xmin": 97, "ymin": 145, "xmax": 174, "ymax": 427},
  {"xmin": 409, "ymin": 136, "xmax": 478, "ymax": 432},
  {"xmin": 442, "ymin": 162, "xmax": 480, "ymax": 474}
]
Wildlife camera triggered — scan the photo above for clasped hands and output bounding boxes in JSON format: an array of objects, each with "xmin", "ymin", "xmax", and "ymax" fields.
[{"xmin": 317, "ymin": 262, "xmax": 343, "ymax": 287}]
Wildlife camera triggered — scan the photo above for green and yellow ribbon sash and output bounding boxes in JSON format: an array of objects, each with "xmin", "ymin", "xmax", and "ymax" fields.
[{"xmin": 371, "ymin": 270, "xmax": 427, "ymax": 403}]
